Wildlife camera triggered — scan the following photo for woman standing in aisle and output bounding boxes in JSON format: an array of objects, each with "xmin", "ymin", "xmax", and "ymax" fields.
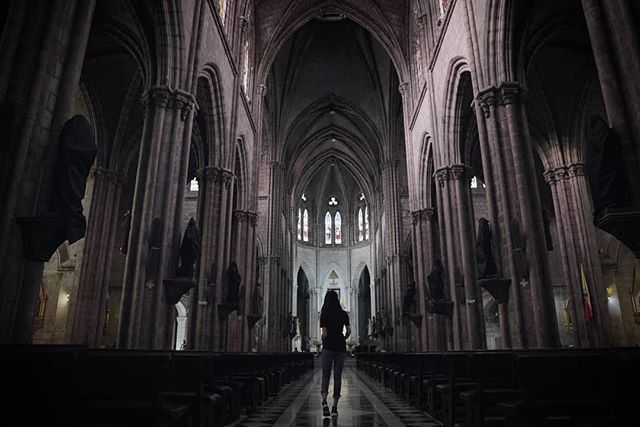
[{"xmin": 319, "ymin": 290, "xmax": 351, "ymax": 417}]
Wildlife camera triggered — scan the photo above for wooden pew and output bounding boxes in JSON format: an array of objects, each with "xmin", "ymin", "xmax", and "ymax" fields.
[{"xmin": 72, "ymin": 349, "xmax": 190, "ymax": 427}]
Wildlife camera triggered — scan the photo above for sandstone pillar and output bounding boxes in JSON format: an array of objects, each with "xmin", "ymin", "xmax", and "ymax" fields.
[
  {"xmin": 71, "ymin": 168, "xmax": 124, "ymax": 346},
  {"xmin": 117, "ymin": 87, "xmax": 196, "ymax": 349}
]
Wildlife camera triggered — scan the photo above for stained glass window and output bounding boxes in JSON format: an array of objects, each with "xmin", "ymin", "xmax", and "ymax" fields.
[
  {"xmin": 242, "ymin": 40, "xmax": 250, "ymax": 97},
  {"xmin": 218, "ymin": 0, "xmax": 227, "ymax": 24},
  {"xmin": 358, "ymin": 208, "xmax": 364, "ymax": 242},
  {"xmin": 189, "ymin": 178, "xmax": 199, "ymax": 192},
  {"xmin": 325, "ymin": 212, "xmax": 332, "ymax": 244},
  {"xmin": 335, "ymin": 211, "xmax": 342, "ymax": 244},
  {"xmin": 364, "ymin": 206, "xmax": 369, "ymax": 240},
  {"xmin": 297, "ymin": 209, "xmax": 302, "ymax": 240},
  {"xmin": 302, "ymin": 209, "xmax": 309, "ymax": 242}
]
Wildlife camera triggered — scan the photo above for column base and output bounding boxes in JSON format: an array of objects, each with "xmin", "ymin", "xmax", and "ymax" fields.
[{"xmin": 478, "ymin": 277, "xmax": 511, "ymax": 304}]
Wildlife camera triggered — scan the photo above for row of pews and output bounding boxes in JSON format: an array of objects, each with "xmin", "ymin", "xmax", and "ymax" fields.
[
  {"xmin": 1, "ymin": 345, "xmax": 314, "ymax": 427},
  {"xmin": 356, "ymin": 348, "xmax": 640, "ymax": 427}
]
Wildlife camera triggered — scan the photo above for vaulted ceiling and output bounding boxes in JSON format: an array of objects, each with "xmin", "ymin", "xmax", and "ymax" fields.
[{"xmin": 264, "ymin": 16, "xmax": 406, "ymax": 201}]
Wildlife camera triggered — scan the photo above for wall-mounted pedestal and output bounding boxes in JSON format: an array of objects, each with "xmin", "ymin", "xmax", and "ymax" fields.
[
  {"xmin": 163, "ymin": 278, "xmax": 196, "ymax": 305},
  {"xmin": 594, "ymin": 207, "xmax": 640, "ymax": 258},
  {"xmin": 478, "ymin": 277, "xmax": 511, "ymax": 304}
]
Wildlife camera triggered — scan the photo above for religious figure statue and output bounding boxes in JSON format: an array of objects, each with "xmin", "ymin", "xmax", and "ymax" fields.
[
  {"xmin": 586, "ymin": 115, "xmax": 631, "ymax": 220},
  {"xmin": 427, "ymin": 259, "xmax": 446, "ymax": 301},
  {"xmin": 50, "ymin": 115, "xmax": 97, "ymax": 244},
  {"xmin": 177, "ymin": 218, "xmax": 200, "ymax": 278},
  {"xmin": 288, "ymin": 312, "xmax": 296, "ymax": 339},
  {"xmin": 225, "ymin": 261, "xmax": 242, "ymax": 310},
  {"xmin": 475, "ymin": 218, "xmax": 498, "ymax": 278},
  {"xmin": 252, "ymin": 281, "xmax": 263, "ymax": 317},
  {"xmin": 403, "ymin": 281, "xmax": 417, "ymax": 316}
]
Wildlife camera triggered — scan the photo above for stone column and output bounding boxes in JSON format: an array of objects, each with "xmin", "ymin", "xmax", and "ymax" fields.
[
  {"xmin": 71, "ymin": 168, "xmax": 124, "ymax": 346},
  {"xmin": 477, "ymin": 88, "xmax": 519, "ymax": 349},
  {"xmin": 581, "ymin": 0, "xmax": 640, "ymax": 201},
  {"xmin": 192, "ymin": 166, "xmax": 225, "ymax": 349},
  {"xmin": 382, "ymin": 160, "xmax": 405, "ymax": 350},
  {"xmin": 451, "ymin": 164, "xmax": 485, "ymax": 349},
  {"xmin": 117, "ymin": 87, "xmax": 196, "ymax": 349},
  {"xmin": 545, "ymin": 165, "xmax": 609, "ymax": 347},
  {"xmin": 0, "ymin": 0, "xmax": 96, "ymax": 343},
  {"xmin": 411, "ymin": 209, "xmax": 429, "ymax": 349},
  {"xmin": 500, "ymin": 83, "xmax": 559, "ymax": 348}
]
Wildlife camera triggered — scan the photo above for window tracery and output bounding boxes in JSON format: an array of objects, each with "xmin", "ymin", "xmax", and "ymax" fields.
[
  {"xmin": 335, "ymin": 211, "xmax": 342, "ymax": 244},
  {"xmin": 325, "ymin": 212, "xmax": 332, "ymax": 244}
]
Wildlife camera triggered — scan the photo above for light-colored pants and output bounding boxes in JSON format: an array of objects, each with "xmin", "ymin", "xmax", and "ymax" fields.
[{"xmin": 321, "ymin": 349, "xmax": 346, "ymax": 398}]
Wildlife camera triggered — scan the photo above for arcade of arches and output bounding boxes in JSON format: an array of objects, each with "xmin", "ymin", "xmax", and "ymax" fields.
[{"xmin": 2, "ymin": 0, "xmax": 640, "ymax": 356}]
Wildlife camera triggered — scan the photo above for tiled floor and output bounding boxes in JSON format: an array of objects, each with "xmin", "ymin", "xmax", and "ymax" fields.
[{"xmin": 234, "ymin": 359, "xmax": 441, "ymax": 427}]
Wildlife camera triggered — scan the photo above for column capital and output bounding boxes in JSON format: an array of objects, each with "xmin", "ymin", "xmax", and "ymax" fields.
[
  {"xmin": 567, "ymin": 163, "xmax": 585, "ymax": 177},
  {"xmin": 411, "ymin": 208, "xmax": 435, "ymax": 224},
  {"xmin": 543, "ymin": 169, "xmax": 557, "ymax": 185},
  {"xmin": 449, "ymin": 163, "xmax": 469, "ymax": 180},
  {"xmin": 498, "ymin": 82, "xmax": 526, "ymax": 106},
  {"xmin": 476, "ymin": 87, "xmax": 497, "ymax": 118},
  {"xmin": 142, "ymin": 86, "xmax": 197, "ymax": 120},
  {"xmin": 435, "ymin": 167, "xmax": 451, "ymax": 186},
  {"xmin": 554, "ymin": 166, "xmax": 568, "ymax": 181},
  {"xmin": 398, "ymin": 82, "xmax": 409, "ymax": 97}
]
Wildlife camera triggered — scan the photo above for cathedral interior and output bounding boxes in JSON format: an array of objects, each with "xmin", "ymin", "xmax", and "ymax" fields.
[{"xmin": 1, "ymin": 0, "xmax": 640, "ymax": 426}]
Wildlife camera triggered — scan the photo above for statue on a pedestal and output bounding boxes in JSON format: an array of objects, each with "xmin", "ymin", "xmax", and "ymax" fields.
[
  {"xmin": 476, "ymin": 218, "xmax": 498, "ymax": 279},
  {"xmin": 177, "ymin": 217, "xmax": 199, "ymax": 278},
  {"xmin": 225, "ymin": 262, "xmax": 242, "ymax": 311}
]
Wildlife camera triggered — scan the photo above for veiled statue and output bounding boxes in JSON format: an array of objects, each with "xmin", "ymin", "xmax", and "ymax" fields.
[
  {"xmin": 403, "ymin": 281, "xmax": 417, "ymax": 316},
  {"xmin": 226, "ymin": 262, "xmax": 242, "ymax": 310},
  {"xmin": 177, "ymin": 218, "xmax": 200, "ymax": 278},
  {"xmin": 50, "ymin": 115, "xmax": 97, "ymax": 244},
  {"xmin": 475, "ymin": 218, "xmax": 498, "ymax": 278},
  {"xmin": 427, "ymin": 259, "xmax": 445, "ymax": 301},
  {"xmin": 586, "ymin": 115, "xmax": 631, "ymax": 219}
]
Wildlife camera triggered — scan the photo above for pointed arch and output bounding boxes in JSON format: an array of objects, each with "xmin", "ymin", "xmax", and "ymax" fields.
[
  {"xmin": 197, "ymin": 65, "xmax": 226, "ymax": 167},
  {"xmin": 441, "ymin": 56, "xmax": 473, "ymax": 166}
]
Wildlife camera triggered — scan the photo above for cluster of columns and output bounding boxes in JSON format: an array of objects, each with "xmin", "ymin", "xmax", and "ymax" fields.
[
  {"xmin": 436, "ymin": 165, "xmax": 484, "ymax": 350},
  {"xmin": 543, "ymin": 164, "xmax": 608, "ymax": 347},
  {"xmin": 474, "ymin": 83, "xmax": 559, "ymax": 349}
]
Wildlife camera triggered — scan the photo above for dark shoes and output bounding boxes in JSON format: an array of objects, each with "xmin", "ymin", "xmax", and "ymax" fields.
[
  {"xmin": 322, "ymin": 402, "xmax": 330, "ymax": 417},
  {"xmin": 331, "ymin": 406, "xmax": 338, "ymax": 417}
]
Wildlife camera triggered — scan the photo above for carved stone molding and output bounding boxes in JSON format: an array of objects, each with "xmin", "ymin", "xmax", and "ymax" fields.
[
  {"xmin": 142, "ymin": 86, "xmax": 197, "ymax": 120},
  {"xmin": 435, "ymin": 167, "xmax": 450, "ymax": 187},
  {"xmin": 543, "ymin": 169, "xmax": 557, "ymax": 185},
  {"xmin": 476, "ymin": 87, "xmax": 497, "ymax": 118},
  {"xmin": 449, "ymin": 164, "xmax": 468, "ymax": 181},
  {"xmin": 567, "ymin": 163, "xmax": 585, "ymax": 178},
  {"xmin": 498, "ymin": 82, "xmax": 526, "ymax": 106}
]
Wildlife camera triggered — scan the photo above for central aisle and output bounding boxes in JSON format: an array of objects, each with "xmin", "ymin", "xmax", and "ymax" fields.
[{"xmin": 236, "ymin": 359, "xmax": 441, "ymax": 427}]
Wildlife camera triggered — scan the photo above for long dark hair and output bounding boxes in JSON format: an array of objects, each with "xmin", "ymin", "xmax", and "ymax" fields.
[{"xmin": 321, "ymin": 290, "xmax": 343, "ymax": 317}]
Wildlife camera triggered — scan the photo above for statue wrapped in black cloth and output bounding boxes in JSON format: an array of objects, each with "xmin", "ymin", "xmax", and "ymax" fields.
[
  {"xmin": 403, "ymin": 281, "xmax": 417, "ymax": 317},
  {"xmin": 475, "ymin": 218, "xmax": 498, "ymax": 278},
  {"xmin": 50, "ymin": 115, "xmax": 97, "ymax": 244},
  {"xmin": 427, "ymin": 259, "xmax": 445, "ymax": 301},
  {"xmin": 586, "ymin": 115, "xmax": 631, "ymax": 219},
  {"xmin": 226, "ymin": 261, "xmax": 242, "ymax": 310},
  {"xmin": 177, "ymin": 217, "xmax": 200, "ymax": 278}
]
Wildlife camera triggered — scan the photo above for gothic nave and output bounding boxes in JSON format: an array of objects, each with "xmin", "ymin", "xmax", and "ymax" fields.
[{"xmin": 1, "ymin": 0, "xmax": 640, "ymax": 426}]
